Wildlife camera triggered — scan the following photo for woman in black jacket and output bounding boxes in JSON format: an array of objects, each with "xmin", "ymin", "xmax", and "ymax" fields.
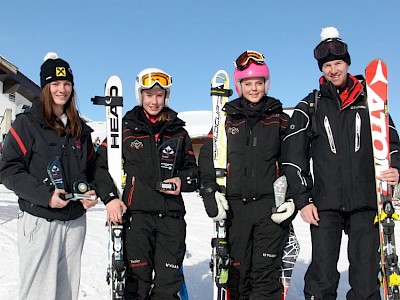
[
  {"xmin": 0, "ymin": 52, "xmax": 97, "ymax": 300},
  {"xmin": 94, "ymin": 68, "xmax": 198, "ymax": 300},
  {"xmin": 199, "ymin": 51, "xmax": 294, "ymax": 299}
]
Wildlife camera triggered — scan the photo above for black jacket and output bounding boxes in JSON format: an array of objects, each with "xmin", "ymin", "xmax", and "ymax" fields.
[
  {"xmin": 0, "ymin": 99, "xmax": 95, "ymax": 220},
  {"xmin": 199, "ymin": 96, "xmax": 289, "ymax": 203},
  {"xmin": 283, "ymin": 74, "xmax": 400, "ymax": 211},
  {"xmin": 94, "ymin": 106, "xmax": 198, "ymax": 215}
]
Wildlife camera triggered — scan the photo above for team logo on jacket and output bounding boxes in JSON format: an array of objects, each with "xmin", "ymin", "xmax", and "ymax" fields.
[
  {"xmin": 227, "ymin": 126, "xmax": 240, "ymax": 135},
  {"xmin": 130, "ymin": 140, "xmax": 143, "ymax": 149},
  {"xmin": 161, "ymin": 145, "xmax": 175, "ymax": 158}
]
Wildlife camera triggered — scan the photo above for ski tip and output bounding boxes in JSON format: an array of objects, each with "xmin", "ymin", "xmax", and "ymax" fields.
[
  {"xmin": 107, "ymin": 75, "xmax": 122, "ymax": 82},
  {"xmin": 105, "ymin": 75, "xmax": 123, "ymax": 95},
  {"xmin": 211, "ymin": 70, "xmax": 229, "ymax": 86},
  {"xmin": 365, "ymin": 59, "xmax": 388, "ymax": 84},
  {"xmin": 366, "ymin": 58, "xmax": 387, "ymax": 69}
]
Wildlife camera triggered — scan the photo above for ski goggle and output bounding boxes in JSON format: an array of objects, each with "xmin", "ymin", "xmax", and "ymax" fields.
[
  {"xmin": 234, "ymin": 50, "xmax": 265, "ymax": 70},
  {"xmin": 139, "ymin": 71, "xmax": 172, "ymax": 88},
  {"xmin": 314, "ymin": 38, "xmax": 348, "ymax": 60}
]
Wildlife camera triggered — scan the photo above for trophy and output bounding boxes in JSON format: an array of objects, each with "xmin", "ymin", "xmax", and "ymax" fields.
[
  {"xmin": 157, "ymin": 138, "xmax": 181, "ymax": 191},
  {"xmin": 272, "ymin": 175, "xmax": 287, "ymax": 212},
  {"xmin": 47, "ymin": 156, "xmax": 96, "ymax": 201}
]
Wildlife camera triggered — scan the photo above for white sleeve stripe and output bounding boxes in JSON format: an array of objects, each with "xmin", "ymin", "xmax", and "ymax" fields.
[
  {"xmin": 283, "ymin": 108, "xmax": 310, "ymax": 141},
  {"xmin": 282, "ymin": 162, "xmax": 302, "ymax": 172}
]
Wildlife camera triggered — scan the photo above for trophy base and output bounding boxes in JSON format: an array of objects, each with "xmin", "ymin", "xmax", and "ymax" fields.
[
  {"xmin": 60, "ymin": 193, "xmax": 97, "ymax": 201},
  {"xmin": 157, "ymin": 182, "xmax": 176, "ymax": 191}
]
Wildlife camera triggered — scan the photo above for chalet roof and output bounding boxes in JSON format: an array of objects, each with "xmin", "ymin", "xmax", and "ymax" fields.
[{"xmin": 0, "ymin": 55, "xmax": 40, "ymax": 102}]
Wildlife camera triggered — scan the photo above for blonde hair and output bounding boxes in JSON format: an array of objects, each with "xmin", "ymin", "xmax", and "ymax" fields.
[{"xmin": 156, "ymin": 110, "xmax": 173, "ymax": 122}]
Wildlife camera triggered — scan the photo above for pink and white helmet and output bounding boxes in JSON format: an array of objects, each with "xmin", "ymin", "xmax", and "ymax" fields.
[{"xmin": 234, "ymin": 61, "xmax": 270, "ymax": 97}]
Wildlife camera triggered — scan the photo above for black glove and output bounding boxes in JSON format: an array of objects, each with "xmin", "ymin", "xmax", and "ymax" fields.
[{"xmin": 200, "ymin": 183, "xmax": 229, "ymax": 221}]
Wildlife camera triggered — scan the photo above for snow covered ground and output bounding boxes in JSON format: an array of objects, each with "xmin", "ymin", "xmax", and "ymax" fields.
[{"xmin": 1, "ymin": 183, "xmax": 393, "ymax": 299}]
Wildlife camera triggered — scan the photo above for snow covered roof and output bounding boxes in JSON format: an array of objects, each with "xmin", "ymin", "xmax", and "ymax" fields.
[
  {"xmin": 86, "ymin": 121, "xmax": 107, "ymax": 142},
  {"xmin": 178, "ymin": 110, "xmax": 211, "ymax": 138},
  {"xmin": 87, "ymin": 110, "xmax": 212, "ymax": 142}
]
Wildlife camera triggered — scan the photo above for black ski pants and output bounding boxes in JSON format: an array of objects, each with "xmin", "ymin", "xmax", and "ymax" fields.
[
  {"xmin": 124, "ymin": 212, "xmax": 186, "ymax": 300},
  {"xmin": 304, "ymin": 210, "xmax": 381, "ymax": 300},
  {"xmin": 227, "ymin": 198, "xmax": 288, "ymax": 300}
]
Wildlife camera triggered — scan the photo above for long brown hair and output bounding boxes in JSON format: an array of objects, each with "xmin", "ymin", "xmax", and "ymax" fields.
[{"xmin": 40, "ymin": 84, "xmax": 82, "ymax": 138}]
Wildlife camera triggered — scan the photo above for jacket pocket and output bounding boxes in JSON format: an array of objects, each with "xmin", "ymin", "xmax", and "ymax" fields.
[{"xmin": 19, "ymin": 212, "xmax": 44, "ymax": 243}]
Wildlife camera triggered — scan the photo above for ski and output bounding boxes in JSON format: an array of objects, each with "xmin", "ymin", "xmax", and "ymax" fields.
[
  {"xmin": 92, "ymin": 76, "xmax": 125, "ymax": 300},
  {"xmin": 281, "ymin": 224, "xmax": 300, "ymax": 299},
  {"xmin": 273, "ymin": 175, "xmax": 300, "ymax": 300},
  {"xmin": 210, "ymin": 70, "xmax": 233, "ymax": 300},
  {"xmin": 366, "ymin": 59, "xmax": 400, "ymax": 299}
]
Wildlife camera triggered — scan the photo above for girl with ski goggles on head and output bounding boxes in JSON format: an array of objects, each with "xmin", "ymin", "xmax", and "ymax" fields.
[
  {"xmin": 94, "ymin": 67, "xmax": 198, "ymax": 300},
  {"xmin": 137, "ymin": 70, "xmax": 173, "ymax": 89},
  {"xmin": 199, "ymin": 50, "xmax": 295, "ymax": 299}
]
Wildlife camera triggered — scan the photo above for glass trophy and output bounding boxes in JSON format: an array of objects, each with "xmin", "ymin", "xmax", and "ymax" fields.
[
  {"xmin": 157, "ymin": 138, "xmax": 180, "ymax": 191},
  {"xmin": 47, "ymin": 156, "xmax": 96, "ymax": 201}
]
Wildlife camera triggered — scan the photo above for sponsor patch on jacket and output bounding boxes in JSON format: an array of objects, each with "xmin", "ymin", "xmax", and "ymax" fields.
[
  {"xmin": 130, "ymin": 140, "xmax": 144, "ymax": 149},
  {"xmin": 165, "ymin": 262, "xmax": 179, "ymax": 269},
  {"xmin": 130, "ymin": 259, "xmax": 148, "ymax": 267},
  {"xmin": 350, "ymin": 105, "xmax": 367, "ymax": 110},
  {"xmin": 262, "ymin": 252, "xmax": 277, "ymax": 258}
]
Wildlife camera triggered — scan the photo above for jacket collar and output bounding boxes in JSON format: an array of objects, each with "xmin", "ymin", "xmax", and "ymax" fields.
[{"xmin": 319, "ymin": 73, "xmax": 364, "ymax": 110}]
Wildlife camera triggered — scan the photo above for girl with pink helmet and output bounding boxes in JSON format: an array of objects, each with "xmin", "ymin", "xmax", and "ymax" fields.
[
  {"xmin": 199, "ymin": 50, "xmax": 296, "ymax": 299},
  {"xmin": 233, "ymin": 50, "xmax": 271, "ymax": 97}
]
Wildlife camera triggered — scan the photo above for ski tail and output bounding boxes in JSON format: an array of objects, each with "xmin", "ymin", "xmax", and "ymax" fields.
[
  {"xmin": 366, "ymin": 59, "xmax": 400, "ymax": 299},
  {"xmin": 273, "ymin": 176, "xmax": 300, "ymax": 299},
  {"xmin": 106, "ymin": 225, "xmax": 125, "ymax": 299},
  {"xmin": 281, "ymin": 224, "xmax": 300, "ymax": 299},
  {"xmin": 210, "ymin": 70, "xmax": 233, "ymax": 300}
]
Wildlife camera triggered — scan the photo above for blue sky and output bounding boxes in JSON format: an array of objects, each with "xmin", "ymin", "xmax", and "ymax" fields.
[{"xmin": 2, "ymin": 1, "xmax": 400, "ymax": 125}]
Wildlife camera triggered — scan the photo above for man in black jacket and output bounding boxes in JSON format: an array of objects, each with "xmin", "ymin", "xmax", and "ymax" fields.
[{"xmin": 283, "ymin": 27, "xmax": 400, "ymax": 300}]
